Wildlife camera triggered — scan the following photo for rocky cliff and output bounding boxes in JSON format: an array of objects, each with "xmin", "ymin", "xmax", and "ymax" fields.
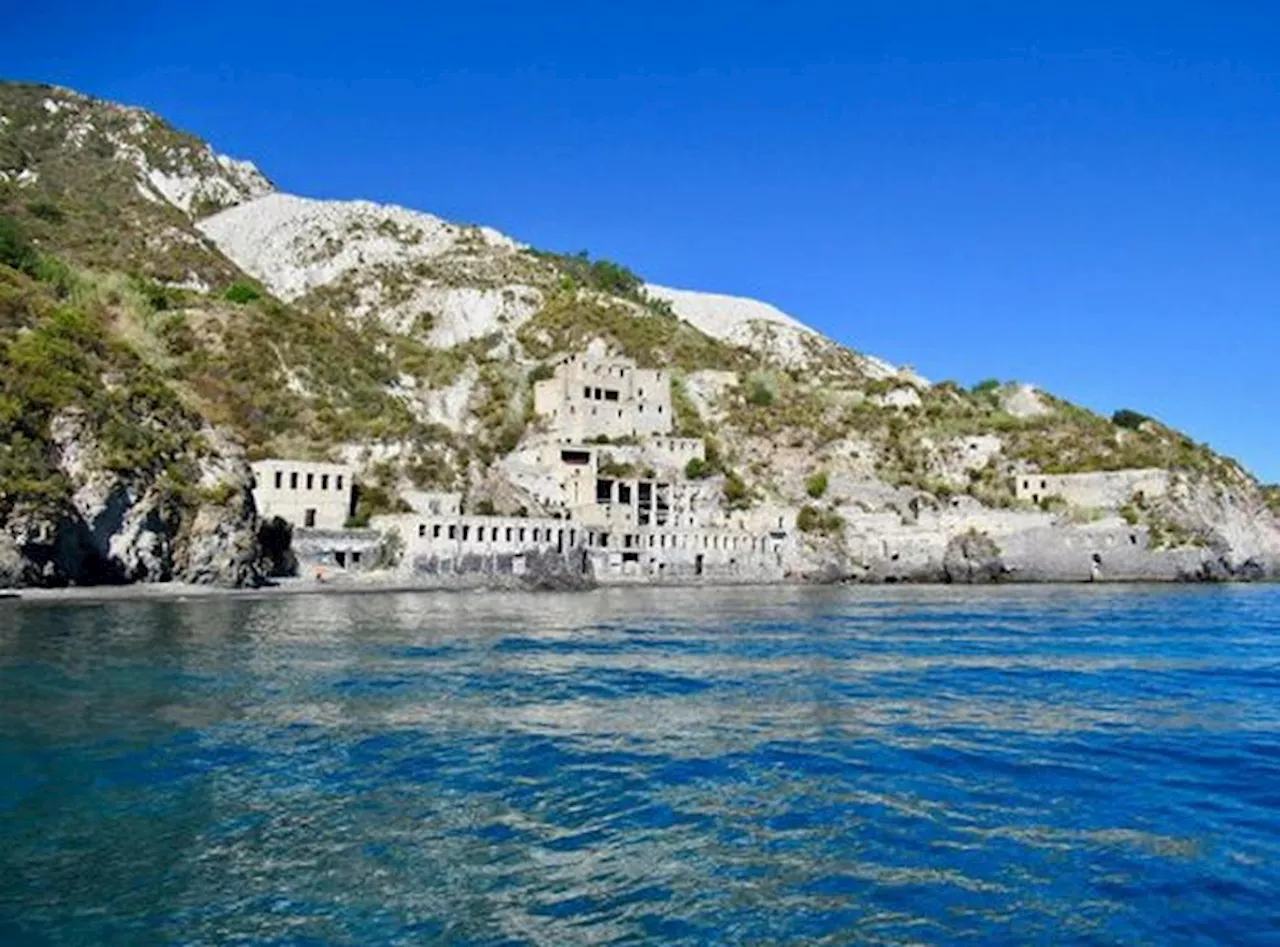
[{"xmin": 1, "ymin": 80, "xmax": 1277, "ymax": 587}]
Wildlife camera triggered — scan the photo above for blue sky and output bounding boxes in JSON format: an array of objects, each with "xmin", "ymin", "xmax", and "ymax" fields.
[{"xmin": 7, "ymin": 1, "xmax": 1279, "ymax": 480}]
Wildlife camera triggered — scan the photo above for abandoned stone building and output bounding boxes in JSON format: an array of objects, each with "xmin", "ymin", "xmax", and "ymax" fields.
[
  {"xmin": 371, "ymin": 510, "xmax": 788, "ymax": 582},
  {"xmin": 1015, "ymin": 469, "xmax": 1170, "ymax": 509},
  {"xmin": 532, "ymin": 351, "xmax": 673, "ymax": 441},
  {"xmin": 251, "ymin": 459, "xmax": 354, "ymax": 530},
  {"xmin": 258, "ymin": 348, "xmax": 792, "ymax": 584}
]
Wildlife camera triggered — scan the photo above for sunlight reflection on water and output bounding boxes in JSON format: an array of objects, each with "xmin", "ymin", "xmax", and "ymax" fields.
[{"xmin": 0, "ymin": 584, "xmax": 1277, "ymax": 945}]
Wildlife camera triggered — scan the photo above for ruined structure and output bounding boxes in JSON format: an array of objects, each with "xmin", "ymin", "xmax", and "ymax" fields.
[
  {"xmin": 367, "ymin": 349, "xmax": 794, "ymax": 584},
  {"xmin": 250, "ymin": 460, "xmax": 354, "ymax": 529},
  {"xmin": 532, "ymin": 351, "xmax": 673, "ymax": 441},
  {"xmin": 1014, "ymin": 469, "xmax": 1170, "ymax": 508}
]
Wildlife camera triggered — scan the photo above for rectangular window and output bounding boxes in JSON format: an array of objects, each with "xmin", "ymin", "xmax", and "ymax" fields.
[
  {"xmin": 433, "ymin": 524, "xmax": 442, "ymax": 539},
  {"xmin": 336, "ymin": 476, "xmax": 344, "ymax": 491},
  {"xmin": 321, "ymin": 474, "xmax": 329, "ymax": 490},
  {"xmin": 604, "ymin": 389, "xmax": 619, "ymax": 402},
  {"xmin": 418, "ymin": 524, "xmax": 426, "ymax": 537},
  {"xmin": 448, "ymin": 525, "xmax": 457, "ymax": 539},
  {"xmin": 583, "ymin": 386, "xmax": 592, "ymax": 399},
  {"xmin": 594, "ymin": 387, "xmax": 602, "ymax": 400},
  {"xmin": 506, "ymin": 527, "xmax": 513, "ymax": 542},
  {"xmin": 304, "ymin": 509, "xmax": 316, "ymax": 528},
  {"xmin": 519, "ymin": 528, "xmax": 526, "ymax": 541},
  {"xmin": 476, "ymin": 527, "xmax": 484, "ymax": 541},
  {"xmin": 462, "ymin": 525, "xmax": 470, "ymax": 541},
  {"xmin": 290, "ymin": 472, "xmax": 298, "ymax": 489},
  {"xmin": 306, "ymin": 473, "xmax": 314, "ymax": 490},
  {"xmin": 273, "ymin": 471, "xmax": 282, "ymax": 489}
]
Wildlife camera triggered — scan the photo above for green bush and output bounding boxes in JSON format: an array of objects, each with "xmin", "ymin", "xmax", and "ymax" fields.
[
  {"xmin": 1112, "ymin": 409, "xmax": 1150, "ymax": 430},
  {"xmin": 0, "ymin": 215, "xmax": 39, "ymax": 275},
  {"xmin": 805, "ymin": 471, "xmax": 829, "ymax": 499},
  {"xmin": 223, "ymin": 281, "xmax": 262, "ymax": 304},
  {"xmin": 528, "ymin": 362, "xmax": 555, "ymax": 383},
  {"xmin": 685, "ymin": 456, "xmax": 710, "ymax": 479},
  {"xmin": 25, "ymin": 199, "xmax": 64, "ymax": 223},
  {"xmin": 530, "ymin": 250, "xmax": 644, "ymax": 301},
  {"xmin": 599, "ymin": 456, "xmax": 638, "ymax": 478},
  {"xmin": 797, "ymin": 504, "xmax": 845, "ymax": 535},
  {"xmin": 746, "ymin": 380, "xmax": 775, "ymax": 406},
  {"xmin": 971, "ymin": 378, "xmax": 1001, "ymax": 396},
  {"xmin": 723, "ymin": 471, "xmax": 752, "ymax": 510}
]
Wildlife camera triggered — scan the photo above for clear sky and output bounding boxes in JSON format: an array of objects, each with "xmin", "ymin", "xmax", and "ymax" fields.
[{"xmin": 7, "ymin": 0, "xmax": 1279, "ymax": 480}]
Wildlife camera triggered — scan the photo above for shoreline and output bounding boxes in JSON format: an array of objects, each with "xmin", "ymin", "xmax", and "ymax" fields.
[{"xmin": 2, "ymin": 573, "xmax": 1274, "ymax": 608}]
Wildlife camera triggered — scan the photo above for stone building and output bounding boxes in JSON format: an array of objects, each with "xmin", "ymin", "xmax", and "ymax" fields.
[
  {"xmin": 251, "ymin": 459, "xmax": 354, "ymax": 529},
  {"xmin": 371, "ymin": 511, "xmax": 789, "ymax": 584},
  {"xmin": 1014, "ymin": 469, "xmax": 1170, "ymax": 509},
  {"xmin": 533, "ymin": 351, "xmax": 673, "ymax": 441}
]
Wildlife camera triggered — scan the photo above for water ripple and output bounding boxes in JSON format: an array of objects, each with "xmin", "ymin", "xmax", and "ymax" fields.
[{"xmin": 0, "ymin": 585, "xmax": 1277, "ymax": 944}]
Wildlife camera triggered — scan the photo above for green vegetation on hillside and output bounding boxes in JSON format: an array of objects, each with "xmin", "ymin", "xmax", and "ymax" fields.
[
  {"xmin": 516, "ymin": 287, "xmax": 747, "ymax": 371},
  {"xmin": 0, "ymin": 223, "xmax": 204, "ymax": 515},
  {"xmin": 797, "ymin": 504, "xmax": 844, "ymax": 535},
  {"xmin": 0, "ymin": 84, "xmax": 247, "ymax": 286}
]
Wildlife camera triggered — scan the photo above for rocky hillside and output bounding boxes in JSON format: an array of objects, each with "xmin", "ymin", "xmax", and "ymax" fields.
[{"xmin": 1, "ymin": 80, "xmax": 1277, "ymax": 585}]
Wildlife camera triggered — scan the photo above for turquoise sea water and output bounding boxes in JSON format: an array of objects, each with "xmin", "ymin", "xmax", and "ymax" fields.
[{"xmin": 0, "ymin": 585, "xmax": 1277, "ymax": 945}]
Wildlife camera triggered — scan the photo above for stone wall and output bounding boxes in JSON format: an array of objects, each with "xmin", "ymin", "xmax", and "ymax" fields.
[
  {"xmin": 369, "ymin": 512, "xmax": 790, "ymax": 585},
  {"xmin": 293, "ymin": 528, "xmax": 382, "ymax": 573},
  {"xmin": 1014, "ymin": 469, "xmax": 1169, "ymax": 509}
]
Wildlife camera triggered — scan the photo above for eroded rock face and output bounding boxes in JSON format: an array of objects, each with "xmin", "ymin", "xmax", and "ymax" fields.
[
  {"xmin": 943, "ymin": 531, "xmax": 1007, "ymax": 584},
  {"xmin": 0, "ymin": 414, "xmax": 263, "ymax": 589}
]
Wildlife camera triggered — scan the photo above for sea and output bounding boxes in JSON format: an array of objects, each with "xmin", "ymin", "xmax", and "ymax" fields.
[{"xmin": 0, "ymin": 585, "xmax": 1277, "ymax": 945}]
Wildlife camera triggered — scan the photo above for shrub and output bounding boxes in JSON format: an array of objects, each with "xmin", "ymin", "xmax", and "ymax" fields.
[
  {"xmin": 0, "ymin": 215, "xmax": 39, "ymax": 275},
  {"xmin": 797, "ymin": 505, "xmax": 845, "ymax": 535},
  {"xmin": 723, "ymin": 471, "xmax": 752, "ymax": 509},
  {"xmin": 223, "ymin": 281, "xmax": 261, "ymax": 304},
  {"xmin": 971, "ymin": 378, "xmax": 1001, "ymax": 396},
  {"xmin": 685, "ymin": 456, "xmax": 710, "ymax": 479},
  {"xmin": 528, "ymin": 362, "xmax": 555, "ymax": 383},
  {"xmin": 805, "ymin": 471, "xmax": 829, "ymax": 499},
  {"xmin": 351, "ymin": 482, "xmax": 411, "ymax": 523},
  {"xmin": 599, "ymin": 455, "xmax": 638, "ymax": 478},
  {"xmin": 670, "ymin": 376, "xmax": 707, "ymax": 437},
  {"xmin": 1112, "ymin": 409, "xmax": 1150, "ymax": 430},
  {"xmin": 1119, "ymin": 501, "xmax": 1141, "ymax": 525},
  {"xmin": 32, "ymin": 256, "xmax": 78, "ymax": 298},
  {"xmin": 25, "ymin": 199, "xmax": 64, "ymax": 223},
  {"xmin": 746, "ymin": 379, "xmax": 775, "ymax": 406}
]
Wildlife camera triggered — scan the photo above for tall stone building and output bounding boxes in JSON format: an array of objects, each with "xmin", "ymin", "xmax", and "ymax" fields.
[{"xmin": 532, "ymin": 351, "xmax": 673, "ymax": 441}]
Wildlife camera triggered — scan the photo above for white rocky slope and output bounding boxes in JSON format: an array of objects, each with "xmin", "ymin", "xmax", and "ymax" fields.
[
  {"xmin": 647, "ymin": 284, "xmax": 898, "ymax": 377},
  {"xmin": 196, "ymin": 190, "xmax": 907, "ymax": 373}
]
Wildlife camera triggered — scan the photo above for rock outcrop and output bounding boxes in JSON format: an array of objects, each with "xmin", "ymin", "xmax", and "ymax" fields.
[{"xmin": 0, "ymin": 414, "xmax": 261, "ymax": 589}]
